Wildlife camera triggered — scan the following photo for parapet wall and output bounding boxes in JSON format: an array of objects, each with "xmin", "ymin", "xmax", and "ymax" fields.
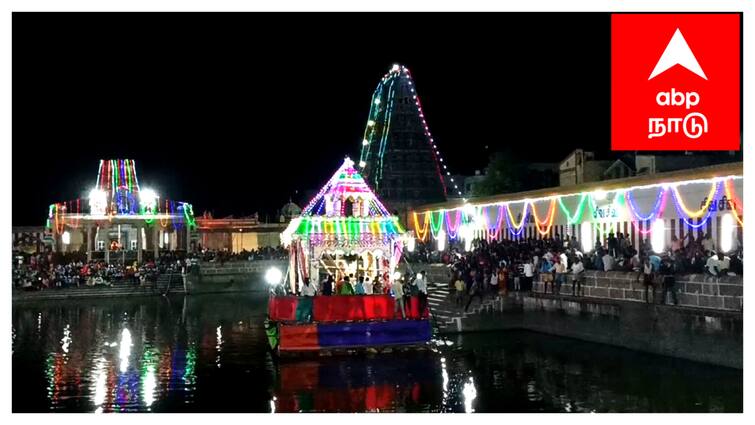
[
  {"xmin": 531, "ymin": 270, "xmax": 743, "ymax": 311},
  {"xmin": 186, "ymin": 260, "xmax": 288, "ymax": 294},
  {"xmin": 415, "ymin": 264, "xmax": 743, "ymax": 312}
]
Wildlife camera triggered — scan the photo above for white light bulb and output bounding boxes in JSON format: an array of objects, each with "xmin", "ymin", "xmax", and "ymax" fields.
[
  {"xmin": 359, "ymin": 161, "xmax": 366, "ymax": 168},
  {"xmin": 362, "ymin": 139, "xmax": 369, "ymax": 146},
  {"xmin": 374, "ymin": 98, "xmax": 381, "ymax": 105},
  {"xmin": 651, "ymin": 219, "xmax": 665, "ymax": 253},
  {"xmin": 367, "ymin": 120, "xmax": 375, "ymax": 127}
]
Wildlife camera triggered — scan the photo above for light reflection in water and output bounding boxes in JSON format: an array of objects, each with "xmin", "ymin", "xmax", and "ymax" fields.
[
  {"xmin": 440, "ymin": 357, "xmax": 449, "ymax": 409},
  {"xmin": 141, "ymin": 349, "xmax": 158, "ymax": 409},
  {"xmin": 92, "ymin": 357, "xmax": 108, "ymax": 413},
  {"xmin": 463, "ymin": 377, "xmax": 476, "ymax": 413},
  {"xmin": 215, "ymin": 325, "xmax": 223, "ymax": 368},
  {"xmin": 142, "ymin": 365, "xmax": 157, "ymax": 408},
  {"xmin": 13, "ymin": 295, "xmax": 742, "ymax": 413},
  {"xmin": 61, "ymin": 324, "xmax": 71, "ymax": 355},
  {"xmin": 119, "ymin": 329, "xmax": 132, "ymax": 373},
  {"xmin": 184, "ymin": 344, "xmax": 197, "ymax": 390}
]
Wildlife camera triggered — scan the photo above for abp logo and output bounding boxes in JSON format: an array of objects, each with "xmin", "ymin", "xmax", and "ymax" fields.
[{"xmin": 611, "ymin": 14, "xmax": 740, "ymax": 151}]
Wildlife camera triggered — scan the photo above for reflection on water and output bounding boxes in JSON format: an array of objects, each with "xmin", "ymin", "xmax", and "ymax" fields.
[{"xmin": 12, "ymin": 293, "xmax": 742, "ymax": 413}]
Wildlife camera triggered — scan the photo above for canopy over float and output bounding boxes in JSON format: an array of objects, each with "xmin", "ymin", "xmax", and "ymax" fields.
[{"xmin": 280, "ymin": 157, "xmax": 407, "ymax": 293}]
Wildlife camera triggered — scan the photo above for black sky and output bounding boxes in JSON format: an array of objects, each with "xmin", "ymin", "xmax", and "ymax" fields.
[{"xmin": 12, "ymin": 12, "xmax": 610, "ymax": 225}]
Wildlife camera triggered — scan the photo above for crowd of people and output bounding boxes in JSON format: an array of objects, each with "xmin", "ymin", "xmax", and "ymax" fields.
[
  {"xmin": 410, "ymin": 230, "xmax": 743, "ymax": 309},
  {"xmin": 281, "ymin": 271, "xmax": 430, "ymax": 322},
  {"xmin": 190, "ymin": 246, "xmax": 288, "ymax": 263},
  {"xmin": 12, "ymin": 245, "xmax": 292, "ymax": 292},
  {"xmin": 12, "ymin": 250, "xmax": 190, "ymax": 291}
]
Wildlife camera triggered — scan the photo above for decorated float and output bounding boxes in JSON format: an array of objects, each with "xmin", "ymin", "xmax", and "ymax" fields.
[{"xmin": 267, "ymin": 157, "xmax": 431, "ymax": 355}]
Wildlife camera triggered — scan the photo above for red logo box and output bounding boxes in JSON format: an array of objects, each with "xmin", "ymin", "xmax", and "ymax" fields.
[{"xmin": 611, "ymin": 13, "xmax": 741, "ymax": 151}]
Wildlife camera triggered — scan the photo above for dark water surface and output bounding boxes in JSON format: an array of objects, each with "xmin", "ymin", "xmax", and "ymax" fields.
[{"xmin": 12, "ymin": 293, "xmax": 742, "ymax": 413}]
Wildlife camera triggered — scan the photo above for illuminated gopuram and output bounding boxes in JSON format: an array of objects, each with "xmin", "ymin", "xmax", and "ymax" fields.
[
  {"xmin": 357, "ymin": 64, "xmax": 462, "ymax": 225},
  {"xmin": 46, "ymin": 159, "xmax": 197, "ymax": 263}
]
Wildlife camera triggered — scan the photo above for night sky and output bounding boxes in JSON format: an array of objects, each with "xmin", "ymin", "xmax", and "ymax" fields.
[{"xmin": 12, "ymin": 13, "xmax": 610, "ymax": 225}]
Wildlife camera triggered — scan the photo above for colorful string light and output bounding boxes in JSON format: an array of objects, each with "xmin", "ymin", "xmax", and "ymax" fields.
[
  {"xmin": 282, "ymin": 157, "xmax": 406, "ymax": 248},
  {"xmin": 446, "ymin": 210, "xmax": 462, "ymax": 239},
  {"xmin": 357, "ymin": 65, "xmax": 462, "ymax": 198},
  {"xmin": 413, "ymin": 212, "xmax": 430, "ymax": 242},
  {"xmin": 670, "ymin": 180, "xmax": 719, "ymax": 218},
  {"xmin": 626, "ymin": 187, "xmax": 667, "ymax": 222},
  {"xmin": 724, "ymin": 178, "xmax": 744, "ymax": 226},
  {"xmin": 413, "ymin": 174, "xmax": 743, "ymax": 244},
  {"xmin": 531, "ymin": 199, "xmax": 556, "ymax": 236},
  {"xmin": 672, "ymin": 181, "xmax": 722, "ymax": 229}
]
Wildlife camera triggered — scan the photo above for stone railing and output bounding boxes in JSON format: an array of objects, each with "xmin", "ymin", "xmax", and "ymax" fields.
[
  {"xmin": 408, "ymin": 263, "xmax": 743, "ymax": 312},
  {"xmin": 532, "ymin": 271, "xmax": 743, "ymax": 311}
]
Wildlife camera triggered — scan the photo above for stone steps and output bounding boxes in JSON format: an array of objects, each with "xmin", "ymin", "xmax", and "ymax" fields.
[{"xmin": 13, "ymin": 275, "xmax": 185, "ymax": 301}]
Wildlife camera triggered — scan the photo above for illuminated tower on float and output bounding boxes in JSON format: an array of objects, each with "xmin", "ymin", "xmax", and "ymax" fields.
[{"xmin": 358, "ymin": 64, "xmax": 463, "ymax": 224}]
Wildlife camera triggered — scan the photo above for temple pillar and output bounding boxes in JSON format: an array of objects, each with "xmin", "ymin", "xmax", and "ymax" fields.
[
  {"xmin": 136, "ymin": 224, "xmax": 143, "ymax": 264},
  {"xmin": 104, "ymin": 237, "xmax": 110, "ymax": 263},
  {"xmin": 186, "ymin": 226, "xmax": 191, "ymax": 252},
  {"xmin": 153, "ymin": 226, "xmax": 159, "ymax": 260},
  {"xmin": 86, "ymin": 224, "xmax": 93, "ymax": 262}
]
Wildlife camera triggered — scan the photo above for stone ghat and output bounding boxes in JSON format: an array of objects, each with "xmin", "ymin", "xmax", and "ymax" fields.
[
  {"xmin": 412, "ymin": 264, "xmax": 743, "ymax": 312},
  {"xmin": 196, "ymin": 260, "xmax": 288, "ymax": 275},
  {"xmin": 532, "ymin": 271, "xmax": 743, "ymax": 311}
]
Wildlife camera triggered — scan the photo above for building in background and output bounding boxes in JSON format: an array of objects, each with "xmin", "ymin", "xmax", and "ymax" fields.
[
  {"xmin": 559, "ymin": 149, "xmax": 740, "ymax": 187},
  {"xmin": 194, "ymin": 200, "xmax": 300, "ymax": 253},
  {"xmin": 411, "ymin": 162, "xmax": 743, "ymax": 256},
  {"xmin": 44, "ymin": 159, "xmax": 196, "ymax": 263}
]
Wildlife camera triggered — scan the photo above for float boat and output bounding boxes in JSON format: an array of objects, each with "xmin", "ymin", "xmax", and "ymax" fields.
[{"xmin": 266, "ymin": 157, "xmax": 430, "ymax": 356}]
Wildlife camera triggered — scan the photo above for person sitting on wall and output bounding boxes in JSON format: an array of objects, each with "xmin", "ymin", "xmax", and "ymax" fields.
[
  {"xmin": 705, "ymin": 253, "xmax": 721, "ymax": 277},
  {"xmin": 602, "ymin": 251, "xmax": 616, "ymax": 272},
  {"xmin": 717, "ymin": 252, "xmax": 731, "ymax": 275}
]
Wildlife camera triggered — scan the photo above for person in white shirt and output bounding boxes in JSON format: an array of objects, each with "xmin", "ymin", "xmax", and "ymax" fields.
[
  {"xmin": 392, "ymin": 277, "xmax": 406, "ymax": 319},
  {"xmin": 602, "ymin": 253, "xmax": 615, "ymax": 271},
  {"xmin": 523, "ymin": 260, "xmax": 535, "ymax": 292},
  {"xmin": 489, "ymin": 270, "xmax": 498, "ymax": 297},
  {"xmin": 300, "ymin": 278, "xmax": 317, "ymax": 297},
  {"xmin": 571, "ymin": 259, "xmax": 585, "ymax": 296},
  {"xmin": 706, "ymin": 254, "xmax": 721, "ymax": 277},
  {"xmin": 552, "ymin": 259, "xmax": 567, "ymax": 295},
  {"xmin": 415, "ymin": 271, "xmax": 429, "ymax": 317},
  {"xmin": 363, "ymin": 277, "xmax": 373, "ymax": 295}
]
